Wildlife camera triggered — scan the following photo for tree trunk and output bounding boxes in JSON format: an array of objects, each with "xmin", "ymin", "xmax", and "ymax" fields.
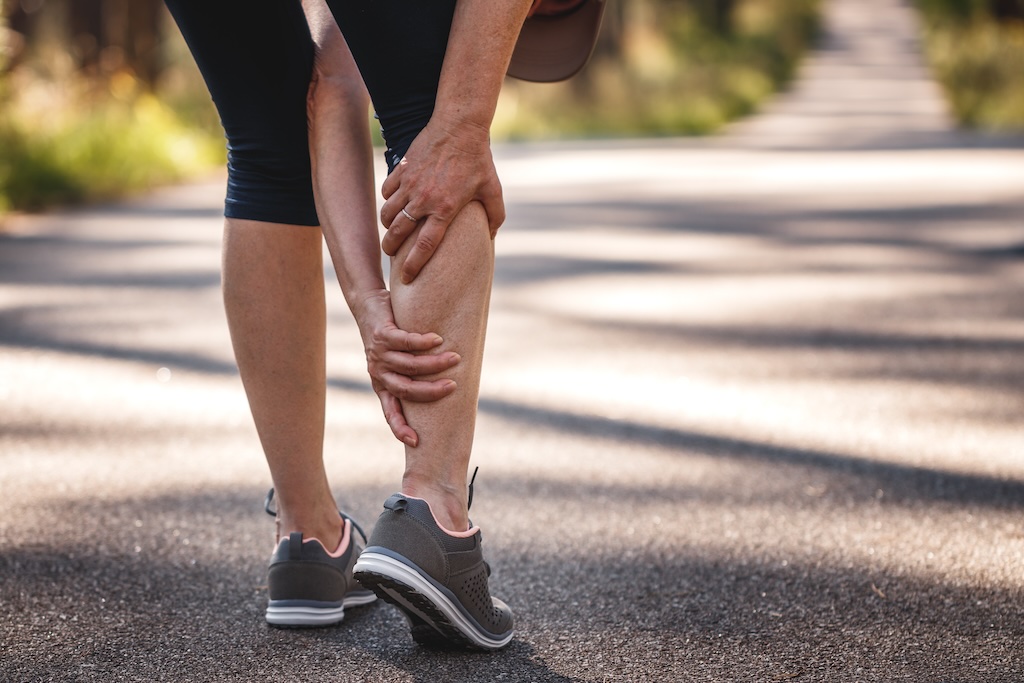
[
  {"xmin": 127, "ymin": 0, "xmax": 163, "ymax": 85},
  {"xmin": 694, "ymin": 0, "xmax": 736, "ymax": 34},
  {"xmin": 69, "ymin": 0, "xmax": 104, "ymax": 77},
  {"xmin": 9, "ymin": 0, "xmax": 165, "ymax": 86},
  {"xmin": 990, "ymin": 0, "xmax": 1024, "ymax": 20}
]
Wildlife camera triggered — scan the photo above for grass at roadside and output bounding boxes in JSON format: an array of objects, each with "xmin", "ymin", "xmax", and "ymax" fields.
[
  {"xmin": 0, "ymin": 92, "xmax": 223, "ymax": 215},
  {"xmin": 1, "ymin": 0, "xmax": 822, "ymax": 215},
  {"xmin": 494, "ymin": 0, "xmax": 821, "ymax": 139},
  {"xmin": 916, "ymin": 1, "xmax": 1024, "ymax": 130}
]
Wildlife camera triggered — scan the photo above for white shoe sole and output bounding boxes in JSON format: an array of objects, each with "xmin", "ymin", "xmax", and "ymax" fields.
[
  {"xmin": 354, "ymin": 551, "xmax": 513, "ymax": 650},
  {"xmin": 265, "ymin": 591, "xmax": 376, "ymax": 627}
]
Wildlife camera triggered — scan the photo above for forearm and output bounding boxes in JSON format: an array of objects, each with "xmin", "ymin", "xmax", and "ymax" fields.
[
  {"xmin": 311, "ymin": 95, "xmax": 385, "ymax": 306},
  {"xmin": 432, "ymin": 0, "xmax": 534, "ymax": 132},
  {"xmin": 303, "ymin": 29, "xmax": 388, "ymax": 332}
]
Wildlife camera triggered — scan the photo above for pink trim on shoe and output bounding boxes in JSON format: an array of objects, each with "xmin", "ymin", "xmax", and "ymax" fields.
[
  {"xmin": 303, "ymin": 519, "xmax": 352, "ymax": 558},
  {"xmin": 399, "ymin": 493, "xmax": 480, "ymax": 538}
]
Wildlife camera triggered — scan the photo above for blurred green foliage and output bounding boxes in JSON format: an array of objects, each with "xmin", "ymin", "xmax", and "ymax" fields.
[
  {"xmin": 0, "ymin": 0, "xmax": 223, "ymax": 215},
  {"xmin": 0, "ymin": 0, "xmax": 824, "ymax": 215},
  {"xmin": 494, "ymin": 0, "xmax": 822, "ymax": 139},
  {"xmin": 916, "ymin": 0, "xmax": 1024, "ymax": 129},
  {"xmin": 0, "ymin": 94, "xmax": 223, "ymax": 213}
]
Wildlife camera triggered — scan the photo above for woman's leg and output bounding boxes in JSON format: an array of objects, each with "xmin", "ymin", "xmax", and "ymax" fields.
[
  {"xmin": 221, "ymin": 219, "xmax": 342, "ymax": 549},
  {"xmin": 164, "ymin": 0, "xmax": 342, "ymax": 548},
  {"xmin": 321, "ymin": 0, "xmax": 512, "ymax": 649},
  {"xmin": 324, "ymin": 0, "xmax": 487, "ymax": 534},
  {"xmin": 389, "ymin": 205, "xmax": 494, "ymax": 533}
]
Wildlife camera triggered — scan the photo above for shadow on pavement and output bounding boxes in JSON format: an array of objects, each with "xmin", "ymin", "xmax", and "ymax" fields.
[
  {"xmin": 1, "ymin": 486, "xmax": 1020, "ymax": 682},
  {"xmin": 0, "ymin": 487, "xmax": 580, "ymax": 683},
  {"xmin": 478, "ymin": 396, "xmax": 1024, "ymax": 512},
  {"xmin": 504, "ymin": 197, "xmax": 1024, "ymax": 252}
]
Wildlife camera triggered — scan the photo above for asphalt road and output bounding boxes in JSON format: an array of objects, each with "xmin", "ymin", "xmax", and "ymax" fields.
[{"xmin": 2, "ymin": 0, "xmax": 1023, "ymax": 680}]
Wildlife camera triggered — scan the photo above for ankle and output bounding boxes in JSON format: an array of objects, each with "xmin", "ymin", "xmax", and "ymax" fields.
[
  {"xmin": 274, "ymin": 507, "xmax": 344, "ymax": 551},
  {"xmin": 277, "ymin": 517, "xmax": 344, "ymax": 551},
  {"xmin": 400, "ymin": 477, "xmax": 469, "ymax": 533}
]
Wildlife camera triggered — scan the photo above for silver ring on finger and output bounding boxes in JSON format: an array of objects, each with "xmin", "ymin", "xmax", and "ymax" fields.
[{"xmin": 400, "ymin": 208, "xmax": 418, "ymax": 222}]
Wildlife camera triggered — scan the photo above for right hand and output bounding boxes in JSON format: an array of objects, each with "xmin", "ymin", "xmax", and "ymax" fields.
[
  {"xmin": 378, "ymin": 115, "xmax": 505, "ymax": 284},
  {"xmin": 355, "ymin": 289, "xmax": 460, "ymax": 447}
]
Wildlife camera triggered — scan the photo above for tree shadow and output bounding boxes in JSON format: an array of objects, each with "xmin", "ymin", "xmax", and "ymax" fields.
[
  {"xmin": 0, "ymin": 485, "xmax": 1020, "ymax": 682},
  {"xmin": 477, "ymin": 395, "xmax": 1024, "ymax": 511},
  {"xmin": 0, "ymin": 488, "xmax": 580, "ymax": 683},
  {"xmin": 502, "ymin": 196, "xmax": 1024, "ymax": 253}
]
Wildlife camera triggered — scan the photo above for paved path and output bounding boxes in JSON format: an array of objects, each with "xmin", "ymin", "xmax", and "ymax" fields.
[{"xmin": 2, "ymin": 0, "xmax": 1023, "ymax": 680}]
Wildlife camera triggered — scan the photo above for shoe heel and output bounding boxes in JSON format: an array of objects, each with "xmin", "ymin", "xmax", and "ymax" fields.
[{"xmin": 265, "ymin": 600, "xmax": 345, "ymax": 628}]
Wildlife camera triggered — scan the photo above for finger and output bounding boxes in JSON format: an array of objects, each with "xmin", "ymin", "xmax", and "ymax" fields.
[
  {"xmin": 381, "ymin": 157, "xmax": 406, "ymax": 201},
  {"xmin": 380, "ymin": 188, "xmax": 410, "ymax": 229},
  {"xmin": 481, "ymin": 179, "xmax": 506, "ymax": 236},
  {"xmin": 377, "ymin": 389, "xmax": 418, "ymax": 447},
  {"xmin": 400, "ymin": 217, "xmax": 449, "ymax": 284},
  {"xmin": 382, "ymin": 212, "xmax": 421, "ymax": 256},
  {"xmin": 379, "ymin": 350, "xmax": 461, "ymax": 376},
  {"xmin": 378, "ymin": 326, "xmax": 445, "ymax": 352},
  {"xmin": 380, "ymin": 371, "xmax": 457, "ymax": 403}
]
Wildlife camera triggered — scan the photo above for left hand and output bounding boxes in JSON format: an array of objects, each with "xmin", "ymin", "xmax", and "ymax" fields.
[
  {"xmin": 379, "ymin": 116, "xmax": 505, "ymax": 283},
  {"xmin": 354, "ymin": 289, "xmax": 461, "ymax": 447}
]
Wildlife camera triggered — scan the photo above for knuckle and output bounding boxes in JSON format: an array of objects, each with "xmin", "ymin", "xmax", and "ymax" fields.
[
  {"xmin": 415, "ymin": 233, "xmax": 438, "ymax": 253},
  {"xmin": 435, "ymin": 198, "xmax": 457, "ymax": 217}
]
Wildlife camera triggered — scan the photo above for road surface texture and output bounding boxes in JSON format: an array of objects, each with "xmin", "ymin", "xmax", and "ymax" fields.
[{"xmin": 2, "ymin": 0, "xmax": 1023, "ymax": 680}]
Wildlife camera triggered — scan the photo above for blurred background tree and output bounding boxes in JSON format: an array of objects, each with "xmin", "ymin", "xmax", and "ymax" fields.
[
  {"xmin": 4, "ymin": 0, "xmax": 163, "ymax": 85},
  {"xmin": 916, "ymin": 0, "xmax": 1024, "ymax": 129},
  {"xmin": 0, "ymin": 0, "xmax": 221, "ymax": 213},
  {"xmin": 1, "ymin": 0, "xmax": 1020, "ymax": 215},
  {"xmin": 0, "ymin": 0, "xmax": 819, "ymax": 214},
  {"xmin": 495, "ymin": 0, "xmax": 821, "ymax": 138}
]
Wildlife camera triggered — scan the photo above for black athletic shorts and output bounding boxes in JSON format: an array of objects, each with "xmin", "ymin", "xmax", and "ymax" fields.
[{"xmin": 164, "ymin": 0, "xmax": 456, "ymax": 226}]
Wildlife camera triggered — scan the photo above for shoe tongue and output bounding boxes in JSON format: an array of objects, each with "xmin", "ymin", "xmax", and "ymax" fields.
[{"xmin": 288, "ymin": 532, "xmax": 303, "ymax": 560}]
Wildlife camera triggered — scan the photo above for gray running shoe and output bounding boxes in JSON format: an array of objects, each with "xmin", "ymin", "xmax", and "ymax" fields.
[
  {"xmin": 263, "ymin": 489, "xmax": 377, "ymax": 627},
  {"xmin": 353, "ymin": 493, "xmax": 514, "ymax": 650}
]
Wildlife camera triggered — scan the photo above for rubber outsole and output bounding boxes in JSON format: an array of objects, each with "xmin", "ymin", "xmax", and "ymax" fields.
[
  {"xmin": 265, "ymin": 591, "xmax": 377, "ymax": 628},
  {"xmin": 343, "ymin": 590, "xmax": 380, "ymax": 609},
  {"xmin": 265, "ymin": 603, "xmax": 345, "ymax": 628},
  {"xmin": 353, "ymin": 551, "xmax": 513, "ymax": 651}
]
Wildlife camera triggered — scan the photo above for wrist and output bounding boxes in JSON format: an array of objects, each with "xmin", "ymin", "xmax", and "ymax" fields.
[
  {"xmin": 428, "ymin": 107, "xmax": 494, "ymax": 145},
  {"xmin": 350, "ymin": 287, "xmax": 389, "ymax": 319}
]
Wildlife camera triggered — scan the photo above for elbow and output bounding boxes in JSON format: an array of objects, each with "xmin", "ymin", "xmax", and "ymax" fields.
[{"xmin": 309, "ymin": 68, "xmax": 370, "ymax": 114}]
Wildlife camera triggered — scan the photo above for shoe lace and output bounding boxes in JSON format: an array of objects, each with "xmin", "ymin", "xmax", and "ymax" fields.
[
  {"xmin": 467, "ymin": 465, "xmax": 479, "ymax": 511},
  {"xmin": 466, "ymin": 467, "xmax": 491, "ymax": 576},
  {"xmin": 263, "ymin": 488, "xmax": 368, "ymax": 544}
]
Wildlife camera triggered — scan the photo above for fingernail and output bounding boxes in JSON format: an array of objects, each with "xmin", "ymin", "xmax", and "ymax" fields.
[
  {"xmin": 404, "ymin": 436, "xmax": 417, "ymax": 448},
  {"xmin": 449, "ymin": 353, "xmax": 461, "ymax": 363}
]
